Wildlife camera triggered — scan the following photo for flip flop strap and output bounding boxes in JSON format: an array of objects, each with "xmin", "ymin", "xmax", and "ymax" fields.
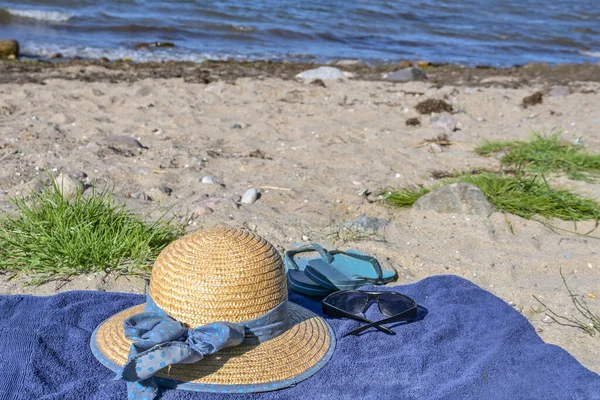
[
  {"xmin": 329, "ymin": 250, "xmax": 385, "ymax": 283},
  {"xmin": 284, "ymin": 244, "xmax": 333, "ymax": 270}
]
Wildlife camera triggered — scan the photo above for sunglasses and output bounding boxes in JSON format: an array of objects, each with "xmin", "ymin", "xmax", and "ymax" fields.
[{"xmin": 322, "ymin": 290, "xmax": 418, "ymax": 337}]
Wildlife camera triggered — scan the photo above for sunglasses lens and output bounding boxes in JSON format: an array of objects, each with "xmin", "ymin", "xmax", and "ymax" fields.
[
  {"xmin": 378, "ymin": 293, "xmax": 414, "ymax": 316},
  {"xmin": 327, "ymin": 291, "xmax": 369, "ymax": 314}
]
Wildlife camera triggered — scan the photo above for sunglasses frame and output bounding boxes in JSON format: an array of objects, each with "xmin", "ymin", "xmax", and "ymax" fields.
[{"xmin": 322, "ymin": 290, "xmax": 418, "ymax": 337}]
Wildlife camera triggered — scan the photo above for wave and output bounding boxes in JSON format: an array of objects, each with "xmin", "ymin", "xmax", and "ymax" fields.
[
  {"xmin": 5, "ymin": 8, "xmax": 74, "ymax": 22},
  {"xmin": 580, "ymin": 50, "xmax": 600, "ymax": 58}
]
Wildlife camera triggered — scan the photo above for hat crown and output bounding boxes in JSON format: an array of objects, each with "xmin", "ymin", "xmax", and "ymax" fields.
[{"xmin": 149, "ymin": 228, "xmax": 287, "ymax": 327}]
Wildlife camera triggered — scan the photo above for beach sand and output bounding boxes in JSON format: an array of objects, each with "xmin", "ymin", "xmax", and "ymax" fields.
[{"xmin": 0, "ymin": 61, "xmax": 599, "ymax": 374}]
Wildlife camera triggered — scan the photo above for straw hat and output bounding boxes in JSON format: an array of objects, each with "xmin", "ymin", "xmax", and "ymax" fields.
[{"xmin": 91, "ymin": 227, "xmax": 335, "ymax": 395}]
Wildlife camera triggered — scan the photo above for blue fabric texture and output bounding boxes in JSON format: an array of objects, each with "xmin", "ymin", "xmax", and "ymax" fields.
[
  {"xmin": 1, "ymin": 275, "xmax": 599, "ymax": 400},
  {"xmin": 115, "ymin": 296, "xmax": 290, "ymax": 399}
]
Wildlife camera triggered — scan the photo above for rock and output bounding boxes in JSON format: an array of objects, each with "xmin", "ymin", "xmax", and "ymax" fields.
[
  {"xmin": 193, "ymin": 206, "xmax": 213, "ymax": 217},
  {"xmin": 48, "ymin": 52, "xmax": 63, "ymax": 59},
  {"xmin": 310, "ymin": 79, "xmax": 326, "ymax": 87},
  {"xmin": 201, "ymin": 176, "xmax": 216, "ymax": 184},
  {"xmin": 229, "ymin": 124, "xmax": 242, "ymax": 129},
  {"xmin": 295, "ymin": 67, "xmax": 348, "ymax": 82},
  {"xmin": 405, "ymin": 117, "xmax": 421, "ymax": 126},
  {"xmin": 0, "ymin": 40, "xmax": 19, "ymax": 59},
  {"xmin": 430, "ymin": 114, "xmax": 458, "ymax": 132},
  {"xmin": 522, "ymin": 92, "xmax": 543, "ymax": 108},
  {"xmin": 429, "ymin": 143, "xmax": 443, "ymax": 153},
  {"xmin": 101, "ymin": 135, "xmax": 148, "ymax": 157},
  {"xmin": 134, "ymin": 42, "xmax": 175, "ymax": 49},
  {"xmin": 385, "ymin": 67, "xmax": 427, "ymax": 82},
  {"xmin": 241, "ymin": 188, "xmax": 259, "ymax": 204},
  {"xmin": 158, "ymin": 183, "xmax": 172, "ymax": 195},
  {"xmin": 340, "ymin": 215, "xmax": 389, "ymax": 234},
  {"xmin": 415, "ymin": 99, "xmax": 453, "ymax": 114},
  {"xmin": 412, "ymin": 183, "xmax": 494, "ymax": 215},
  {"xmin": 100, "ymin": 57, "xmax": 110, "ymax": 63},
  {"xmin": 549, "ymin": 86, "xmax": 570, "ymax": 97},
  {"xmin": 66, "ymin": 169, "xmax": 88, "ymax": 181},
  {"xmin": 335, "ymin": 59, "xmax": 365, "ymax": 67},
  {"xmin": 129, "ymin": 191, "xmax": 152, "ymax": 201},
  {"xmin": 54, "ymin": 172, "xmax": 84, "ymax": 197}
]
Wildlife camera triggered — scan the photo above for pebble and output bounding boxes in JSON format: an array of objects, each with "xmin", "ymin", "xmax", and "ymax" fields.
[
  {"xmin": 340, "ymin": 215, "xmax": 389, "ymax": 234},
  {"xmin": 201, "ymin": 176, "xmax": 217, "ymax": 184},
  {"xmin": 230, "ymin": 124, "xmax": 242, "ymax": 129},
  {"xmin": 159, "ymin": 183, "xmax": 172, "ymax": 195},
  {"xmin": 295, "ymin": 67, "xmax": 348, "ymax": 82},
  {"xmin": 430, "ymin": 114, "xmax": 458, "ymax": 132},
  {"xmin": 384, "ymin": 67, "xmax": 427, "ymax": 82},
  {"xmin": 101, "ymin": 135, "xmax": 148, "ymax": 157},
  {"xmin": 193, "ymin": 207, "xmax": 214, "ymax": 217},
  {"xmin": 54, "ymin": 172, "xmax": 84, "ymax": 197},
  {"xmin": 241, "ymin": 188, "xmax": 259, "ymax": 204},
  {"xmin": 542, "ymin": 315, "xmax": 553, "ymax": 323}
]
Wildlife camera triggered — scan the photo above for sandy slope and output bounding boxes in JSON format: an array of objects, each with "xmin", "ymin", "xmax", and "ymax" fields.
[{"xmin": 0, "ymin": 66, "xmax": 599, "ymax": 373}]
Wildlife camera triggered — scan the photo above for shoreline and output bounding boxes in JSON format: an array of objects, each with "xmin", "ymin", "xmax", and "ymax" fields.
[{"xmin": 1, "ymin": 58, "xmax": 600, "ymax": 87}]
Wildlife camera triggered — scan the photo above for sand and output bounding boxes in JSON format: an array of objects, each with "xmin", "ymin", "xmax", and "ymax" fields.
[{"xmin": 0, "ymin": 62, "xmax": 599, "ymax": 374}]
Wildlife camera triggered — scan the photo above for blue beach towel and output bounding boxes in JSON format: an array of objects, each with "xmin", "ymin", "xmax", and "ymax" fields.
[{"xmin": 0, "ymin": 275, "xmax": 598, "ymax": 400}]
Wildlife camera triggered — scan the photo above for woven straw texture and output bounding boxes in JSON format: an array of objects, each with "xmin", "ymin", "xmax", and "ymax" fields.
[
  {"xmin": 150, "ymin": 227, "xmax": 287, "ymax": 326},
  {"xmin": 93, "ymin": 227, "xmax": 333, "ymax": 386},
  {"xmin": 95, "ymin": 303, "xmax": 331, "ymax": 385}
]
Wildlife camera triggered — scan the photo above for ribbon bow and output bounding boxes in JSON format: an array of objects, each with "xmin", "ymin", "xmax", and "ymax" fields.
[{"xmin": 117, "ymin": 312, "xmax": 245, "ymax": 400}]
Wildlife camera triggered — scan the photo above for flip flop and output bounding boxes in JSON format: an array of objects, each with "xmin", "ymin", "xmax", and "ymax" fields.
[
  {"xmin": 305, "ymin": 249, "xmax": 397, "ymax": 291},
  {"xmin": 284, "ymin": 244, "xmax": 334, "ymax": 297},
  {"xmin": 285, "ymin": 244, "xmax": 397, "ymax": 295}
]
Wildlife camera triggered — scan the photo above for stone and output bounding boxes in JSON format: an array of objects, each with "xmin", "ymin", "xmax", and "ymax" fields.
[
  {"xmin": 295, "ymin": 67, "xmax": 348, "ymax": 82},
  {"xmin": 405, "ymin": 117, "xmax": 421, "ymax": 126},
  {"xmin": 159, "ymin": 183, "xmax": 172, "ymax": 195},
  {"xmin": 335, "ymin": 59, "xmax": 365, "ymax": 67},
  {"xmin": 54, "ymin": 172, "xmax": 84, "ymax": 197},
  {"xmin": 0, "ymin": 40, "xmax": 19, "ymax": 59},
  {"xmin": 522, "ymin": 92, "xmax": 543, "ymax": 108},
  {"xmin": 241, "ymin": 188, "xmax": 259, "ymax": 204},
  {"xmin": 340, "ymin": 215, "xmax": 389, "ymax": 234},
  {"xmin": 549, "ymin": 86, "xmax": 570, "ymax": 97},
  {"xmin": 101, "ymin": 135, "xmax": 148, "ymax": 157},
  {"xmin": 430, "ymin": 114, "xmax": 458, "ymax": 132},
  {"xmin": 415, "ymin": 99, "xmax": 453, "ymax": 114},
  {"xmin": 193, "ymin": 206, "xmax": 213, "ymax": 217},
  {"xmin": 229, "ymin": 123, "xmax": 242, "ymax": 129},
  {"xmin": 412, "ymin": 183, "xmax": 494, "ymax": 215},
  {"xmin": 201, "ymin": 176, "xmax": 216, "ymax": 184},
  {"xmin": 384, "ymin": 67, "xmax": 427, "ymax": 82}
]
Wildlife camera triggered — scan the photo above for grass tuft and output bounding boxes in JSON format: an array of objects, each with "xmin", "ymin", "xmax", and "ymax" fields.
[
  {"xmin": 475, "ymin": 133, "xmax": 600, "ymax": 180},
  {"xmin": 0, "ymin": 181, "xmax": 184, "ymax": 281},
  {"xmin": 385, "ymin": 172, "xmax": 600, "ymax": 221},
  {"xmin": 474, "ymin": 140, "xmax": 517, "ymax": 156}
]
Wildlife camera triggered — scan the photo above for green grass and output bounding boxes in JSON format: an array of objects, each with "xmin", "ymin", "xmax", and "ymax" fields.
[
  {"xmin": 474, "ymin": 133, "xmax": 600, "ymax": 180},
  {"xmin": 385, "ymin": 172, "xmax": 600, "ymax": 221},
  {"xmin": 0, "ymin": 182, "xmax": 184, "ymax": 281}
]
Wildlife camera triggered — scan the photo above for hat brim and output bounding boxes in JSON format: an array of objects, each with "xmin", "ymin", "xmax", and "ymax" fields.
[{"xmin": 91, "ymin": 301, "xmax": 335, "ymax": 393}]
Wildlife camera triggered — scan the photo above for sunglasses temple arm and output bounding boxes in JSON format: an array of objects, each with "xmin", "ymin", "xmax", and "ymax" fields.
[
  {"xmin": 324, "ymin": 304, "xmax": 394, "ymax": 335},
  {"xmin": 345, "ymin": 308, "xmax": 417, "ymax": 337}
]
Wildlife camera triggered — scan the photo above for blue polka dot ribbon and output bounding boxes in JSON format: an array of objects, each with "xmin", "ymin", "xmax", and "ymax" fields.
[{"xmin": 117, "ymin": 295, "xmax": 289, "ymax": 400}]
